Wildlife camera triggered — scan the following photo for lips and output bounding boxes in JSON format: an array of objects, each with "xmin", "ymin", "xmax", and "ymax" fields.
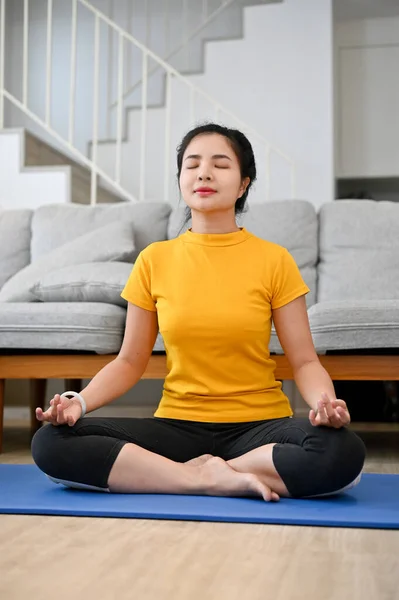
[{"xmin": 195, "ymin": 187, "xmax": 216, "ymax": 195}]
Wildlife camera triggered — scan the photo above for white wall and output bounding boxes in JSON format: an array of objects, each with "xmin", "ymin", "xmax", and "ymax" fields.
[
  {"xmin": 96, "ymin": 0, "xmax": 335, "ymax": 206},
  {"xmin": 4, "ymin": 0, "xmax": 335, "ymax": 208},
  {"xmin": 0, "ymin": 130, "xmax": 70, "ymax": 209},
  {"xmin": 188, "ymin": 0, "xmax": 335, "ymax": 207},
  {"xmin": 335, "ymin": 17, "xmax": 399, "ymax": 178}
]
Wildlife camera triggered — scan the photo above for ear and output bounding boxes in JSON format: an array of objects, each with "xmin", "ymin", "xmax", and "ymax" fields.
[{"xmin": 238, "ymin": 177, "xmax": 251, "ymax": 198}]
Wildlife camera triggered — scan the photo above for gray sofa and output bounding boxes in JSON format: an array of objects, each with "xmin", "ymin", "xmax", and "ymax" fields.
[{"xmin": 1, "ymin": 199, "xmax": 398, "ymax": 448}]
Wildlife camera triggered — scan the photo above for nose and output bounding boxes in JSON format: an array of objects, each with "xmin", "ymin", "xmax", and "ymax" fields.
[{"xmin": 198, "ymin": 174, "xmax": 212, "ymax": 181}]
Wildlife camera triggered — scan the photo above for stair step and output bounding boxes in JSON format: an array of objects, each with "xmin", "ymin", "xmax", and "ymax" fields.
[{"xmin": 24, "ymin": 131, "xmax": 124, "ymax": 205}]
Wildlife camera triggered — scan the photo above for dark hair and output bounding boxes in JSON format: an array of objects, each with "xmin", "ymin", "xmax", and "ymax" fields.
[{"xmin": 176, "ymin": 123, "xmax": 257, "ymax": 225}]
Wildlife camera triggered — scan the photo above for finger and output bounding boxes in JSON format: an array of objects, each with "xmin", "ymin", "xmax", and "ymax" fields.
[
  {"xmin": 49, "ymin": 396, "xmax": 60, "ymax": 419},
  {"xmin": 321, "ymin": 393, "xmax": 336, "ymax": 416},
  {"xmin": 336, "ymin": 406, "xmax": 351, "ymax": 425},
  {"xmin": 316, "ymin": 400, "xmax": 330, "ymax": 425},
  {"xmin": 271, "ymin": 491, "xmax": 280, "ymax": 502},
  {"xmin": 322, "ymin": 397, "xmax": 342, "ymax": 428},
  {"xmin": 67, "ymin": 414, "xmax": 75, "ymax": 427},
  {"xmin": 36, "ymin": 407, "xmax": 54, "ymax": 422},
  {"xmin": 309, "ymin": 409, "xmax": 317, "ymax": 426},
  {"xmin": 56, "ymin": 403, "xmax": 66, "ymax": 424},
  {"xmin": 332, "ymin": 398, "xmax": 348, "ymax": 410},
  {"xmin": 321, "ymin": 394, "xmax": 344, "ymax": 428}
]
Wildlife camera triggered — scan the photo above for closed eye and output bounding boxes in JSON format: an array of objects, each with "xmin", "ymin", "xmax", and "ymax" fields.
[{"xmin": 185, "ymin": 163, "xmax": 229, "ymax": 170}]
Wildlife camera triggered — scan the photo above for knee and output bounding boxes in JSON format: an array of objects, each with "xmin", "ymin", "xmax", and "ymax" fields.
[
  {"xmin": 31, "ymin": 424, "xmax": 67, "ymax": 478},
  {"xmin": 316, "ymin": 428, "xmax": 366, "ymax": 494},
  {"xmin": 329, "ymin": 428, "xmax": 366, "ymax": 476}
]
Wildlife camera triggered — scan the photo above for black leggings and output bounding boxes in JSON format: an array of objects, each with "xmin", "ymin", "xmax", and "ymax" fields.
[{"xmin": 31, "ymin": 416, "xmax": 366, "ymax": 498}]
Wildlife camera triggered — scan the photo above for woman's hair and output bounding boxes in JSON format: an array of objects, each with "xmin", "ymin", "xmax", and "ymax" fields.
[{"xmin": 176, "ymin": 123, "xmax": 257, "ymax": 225}]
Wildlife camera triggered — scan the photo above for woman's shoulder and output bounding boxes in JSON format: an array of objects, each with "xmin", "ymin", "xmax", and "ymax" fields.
[
  {"xmin": 246, "ymin": 231, "xmax": 289, "ymax": 256},
  {"xmin": 138, "ymin": 237, "xmax": 181, "ymax": 260}
]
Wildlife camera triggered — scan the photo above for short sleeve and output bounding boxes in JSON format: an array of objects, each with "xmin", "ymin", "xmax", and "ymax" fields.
[
  {"xmin": 271, "ymin": 248, "xmax": 310, "ymax": 310},
  {"xmin": 120, "ymin": 251, "xmax": 157, "ymax": 312}
]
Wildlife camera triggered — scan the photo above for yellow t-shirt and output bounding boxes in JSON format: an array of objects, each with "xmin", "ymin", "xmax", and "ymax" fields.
[{"xmin": 121, "ymin": 227, "xmax": 309, "ymax": 423}]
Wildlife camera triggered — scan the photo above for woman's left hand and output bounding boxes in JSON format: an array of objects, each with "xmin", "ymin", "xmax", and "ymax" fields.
[{"xmin": 309, "ymin": 393, "xmax": 351, "ymax": 429}]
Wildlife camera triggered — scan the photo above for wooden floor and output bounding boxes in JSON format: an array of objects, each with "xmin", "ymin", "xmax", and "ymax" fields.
[{"xmin": 1, "ymin": 413, "xmax": 399, "ymax": 600}]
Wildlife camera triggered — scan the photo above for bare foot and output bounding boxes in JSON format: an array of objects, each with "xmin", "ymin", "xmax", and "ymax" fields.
[
  {"xmin": 198, "ymin": 456, "xmax": 279, "ymax": 502},
  {"xmin": 185, "ymin": 454, "xmax": 214, "ymax": 467}
]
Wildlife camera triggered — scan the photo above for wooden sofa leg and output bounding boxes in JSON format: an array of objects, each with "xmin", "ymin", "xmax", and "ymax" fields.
[
  {"xmin": 0, "ymin": 379, "xmax": 5, "ymax": 454},
  {"xmin": 64, "ymin": 379, "xmax": 83, "ymax": 393},
  {"xmin": 30, "ymin": 379, "xmax": 47, "ymax": 439}
]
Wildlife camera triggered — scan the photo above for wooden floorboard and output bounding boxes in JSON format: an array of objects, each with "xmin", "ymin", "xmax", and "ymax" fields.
[{"xmin": 1, "ymin": 411, "xmax": 399, "ymax": 600}]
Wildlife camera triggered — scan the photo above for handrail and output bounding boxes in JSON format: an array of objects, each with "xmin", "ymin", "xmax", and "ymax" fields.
[
  {"xmin": 0, "ymin": 0, "xmax": 296, "ymax": 206},
  {"xmin": 78, "ymin": 0, "xmax": 291, "ymax": 162},
  {"xmin": 109, "ymin": 0, "xmax": 237, "ymax": 111},
  {"xmin": 2, "ymin": 90, "xmax": 136, "ymax": 203}
]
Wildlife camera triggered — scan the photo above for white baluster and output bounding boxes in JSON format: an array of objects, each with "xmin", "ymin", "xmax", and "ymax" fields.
[
  {"xmin": 164, "ymin": 72, "xmax": 172, "ymax": 205},
  {"xmin": 126, "ymin": 0, "xmax": 133, "ymax": 91},
  {"xmin": 45, "ymin": 0, "xmax": 53, "ymax": 126},
  {"xmin": 0, "ymin": 0, "xmax": 4, "ymax": 128},
  {"xmin": 107, "ymin": 0, "xmax": 114, "ymax": 139},
  {"xmin": 91, "ymin": 13, "xmax": 100, "ymax": 206},
  {"xmin": 23, "ymin": 0, "xmax": 29, "ymax": 107},
  {"xmin": 145, "ymin": 0, "xmax": 150, "ymax": 46},
  {"xmin": 183, "ymin": 0, "xmax": 189, "ymax": 71},
  {"xmin": 140, "ymin": 52, "xmax": 148, "ymax": 202},
  {"xmin": 164, "ymin": 0, "xmax": 169, "ymax": 57},
  {"xmin": 115, "ymin": 33, "xmax": 124, "ymax": 185},
  {"xmin": 68, "ymin": 0, "xmax": 77, "ymax": 145}
]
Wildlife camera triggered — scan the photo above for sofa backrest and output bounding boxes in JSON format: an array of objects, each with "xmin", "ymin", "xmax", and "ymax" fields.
[
  {"xmin": 168, "ymin": 200, "xmax": 318, "ymax": 307},
  {"xmin": 30, "ymin": 202, "xmax": 172, "ymax": 262},
  {"xmin": 317, "ymin": 200, "xmax": 399, "ymax": 302},
  {"xmin": 0, "ymin": 209, "xmax": 33, "ymax": 290}
]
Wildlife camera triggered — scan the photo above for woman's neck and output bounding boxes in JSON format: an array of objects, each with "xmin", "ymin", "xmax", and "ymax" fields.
[{"xmin": 190, "ymin": 210, "xmax": 240, "ymax": 234}]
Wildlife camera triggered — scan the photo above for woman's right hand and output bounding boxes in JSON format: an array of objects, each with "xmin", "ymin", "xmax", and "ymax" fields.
[{"xmin": 36, "ymin": 394, "xmax": 82, "ymax": 427}]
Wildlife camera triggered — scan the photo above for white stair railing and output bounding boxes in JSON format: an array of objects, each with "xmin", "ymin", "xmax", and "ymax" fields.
[
  {"xmin": 108, "ymin": 0, "xmax": 239, "ymax": 117},
  {"xmin": 0, "ymin": 0, "xmax": 296, "ymax": 206}
]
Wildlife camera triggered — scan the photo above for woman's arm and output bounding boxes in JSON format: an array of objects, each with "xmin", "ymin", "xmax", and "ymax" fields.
[
  {"xmin": 272, "ymin": 296, "xmax": 350, "ymax": 427},
  {"xmin": 78, "ymin": 302, "xmax": 159, "ymax": 414},
  {"xmin": 37, "ymin": 302, "xmax": 159, "ymax": 425},
  {"xmin": 272, "ymin": 296, "xmax": 333, "ymax": 410}
]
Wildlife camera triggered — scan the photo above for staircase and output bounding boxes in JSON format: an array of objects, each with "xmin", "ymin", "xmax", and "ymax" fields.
[
  {"xmin": 0, "ymin": 0, "xmax": 295, "ymax": 208},
  {"xmin": 0, "ymin": 129, "xmax": 123, "ymax": 210}
]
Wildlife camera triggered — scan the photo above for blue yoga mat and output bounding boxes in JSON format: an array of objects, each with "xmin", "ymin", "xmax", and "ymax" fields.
[{"xmin": 0, "ymin": 465, "xmax": 398, "ymax": 529}]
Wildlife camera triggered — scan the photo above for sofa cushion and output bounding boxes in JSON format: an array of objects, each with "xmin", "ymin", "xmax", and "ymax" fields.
[
  {"xmin": 0, "ymin": 302, "xmax": 165, "ymax": 354},
  {"xmin": 0, "ymin": 302, "xmax": 126, "ymax": 354},
  {"xmin": 30, "ymin": 262, "xmax": 133, "ymax": 307},
  {"xmin": 31, "ymin": 202, "xmax": 172, "ymax": 262},
  {"xmin": 308, "ymin": 300, "xmax": 399, "ymax": 353},
  {"xmin": 0, "ymin": 221, "xmax": 135, "ymax": 302},
  {"xmin": 0, "ymin": 209, "xmax": 32, "ymax": 290},
  {"xmin": 318, "ymin": 200, "xmax": 399, "ymax": 302}
]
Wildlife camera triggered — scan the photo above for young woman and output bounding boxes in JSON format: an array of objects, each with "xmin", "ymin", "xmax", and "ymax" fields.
[{"xmin": 32, "ymin": 124, "xmax": 365, "ymax": 501}]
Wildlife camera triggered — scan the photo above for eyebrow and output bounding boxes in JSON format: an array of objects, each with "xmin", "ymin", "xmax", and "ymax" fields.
[{"xmin": 184, "ymin": 154, "xmax": 232, "ymax": 161}]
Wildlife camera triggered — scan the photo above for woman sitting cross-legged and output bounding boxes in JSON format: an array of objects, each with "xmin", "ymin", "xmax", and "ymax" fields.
[{"xmin": 32, "ymin": 124, "xmax": 366, "ymax": 501}]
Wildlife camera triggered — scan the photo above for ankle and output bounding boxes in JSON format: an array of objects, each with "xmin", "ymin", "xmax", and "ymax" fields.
[
  {"xmin": 194, "ymin": 457, "xmax": 226, "ymax": 496},
  {"xmin": 184, "ymin": 463, "xmax": 211, "ymax": 495}
]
